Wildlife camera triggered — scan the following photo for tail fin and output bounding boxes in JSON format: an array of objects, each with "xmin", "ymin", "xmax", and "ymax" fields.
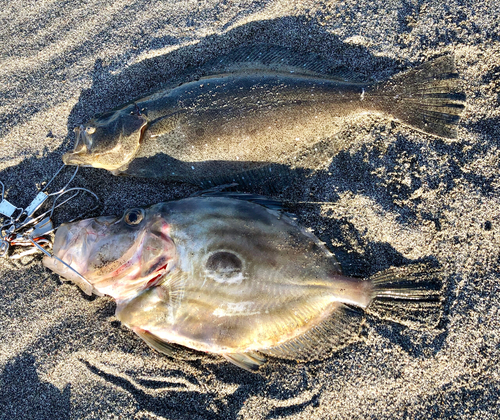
[
  {"xmin": 366, "ymin": 263, "xmax": 444, "ymax": 329},
  {"xmin": 370, "ymin": 55, "xmax": 465, "ymax": 138}
]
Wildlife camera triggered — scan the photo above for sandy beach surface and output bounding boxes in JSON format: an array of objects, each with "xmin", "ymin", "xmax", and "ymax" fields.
[{"xmin": 1, "ymin": 0, "xmax": 499, "ymax": 418}]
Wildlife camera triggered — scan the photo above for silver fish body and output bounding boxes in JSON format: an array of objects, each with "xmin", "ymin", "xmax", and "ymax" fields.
[
  {"xmin": 63, "ymin": 47, "xmax": 465, "ymax": 188},
  {"xmin": 43, "ymin": 196, "xmax": 443, "ymax": 371}
]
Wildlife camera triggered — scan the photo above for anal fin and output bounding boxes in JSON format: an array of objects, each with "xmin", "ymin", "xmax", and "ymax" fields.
[
  {"xmin": 263, "ymin": 304, "xmax": 364, "ymax": 361},
  {"xmin": 222, "ymin": 351, "xmax": 267, "ymax": 372},
  {"xmin": 195, "ymin": 161, "xmax": 311, "ymax": 195}
]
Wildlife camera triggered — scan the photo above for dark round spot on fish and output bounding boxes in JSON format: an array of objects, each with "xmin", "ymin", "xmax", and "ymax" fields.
[
  {"xmin": 195, "ymin": 127, "xmax": 205, "ymax": 137},
  {"xmin": 206, "ymin": 251, "xmax": 242, "ymax": 277},
  {"xmin": 484, "ymin": 221, "xmax": 492, "ymax": 231}
]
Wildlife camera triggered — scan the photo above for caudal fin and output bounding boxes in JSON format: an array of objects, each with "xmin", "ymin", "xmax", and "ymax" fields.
[
  {"xmin": 366, "ymin": 263, "xmax": 444, "ymax": 329},
  {"xmin": 370, "ymin": 55, "xmax": 465, "ymax": 138}
]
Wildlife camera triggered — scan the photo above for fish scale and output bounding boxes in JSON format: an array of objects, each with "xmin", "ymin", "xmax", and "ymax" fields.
[
  {"xmin": 63, "ymin": 47, "xmax": 465, "ymax": 191},
  {"xmin": 43, "ymin": 195, "xmax": 444, "ymax": 371}
]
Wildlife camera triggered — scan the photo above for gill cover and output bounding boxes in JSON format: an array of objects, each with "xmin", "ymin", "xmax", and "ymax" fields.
[{"xmin": 63, "ymin": 103, "xmax": 148, "ymax": 171}]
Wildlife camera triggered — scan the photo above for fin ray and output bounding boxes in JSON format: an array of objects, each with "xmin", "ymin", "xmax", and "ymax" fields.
[
  {"xmin": 370, "ymin": 55, "xmax": 465, "ymax": 138},
  {"xmin": 263, "ymin": 304, "xmax": 364, "ymax": 361},
  {"xmin": 222, "ymin": 352, "xmax": 267, "ymax": 372},
  {"xmin": 202, "ymin": 45, "xmax": 367, "ymax": 81},
  {"xmin": 367, "ymin": 263, "xmax": 444, "ymax": 329},
  {"xmin": 134, "ymin": 328, "xmax": 184, "ymax": 358}
]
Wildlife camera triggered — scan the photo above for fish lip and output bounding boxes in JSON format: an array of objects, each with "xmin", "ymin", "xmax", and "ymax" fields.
[
  {"xmin": 43, "ymin": 216, "xmax": 120, "ymax": 295},
  {"xmin": 63, "ymin": 125, "xmax": 90, "ymax": 165},
  {"xmin": 42, "ymin": 223, "xmax": 91, "ymax": 292},
  {"xmin": 47, "ymin": 217, "xmax": 117, "ymax": 274},
  {"xmin": 74, "ymin": 125, "xmax": 89, "ymax": 150},
  {"xmin": 62, "ymin": 151, "xmax": 86, "ymax": 166}
]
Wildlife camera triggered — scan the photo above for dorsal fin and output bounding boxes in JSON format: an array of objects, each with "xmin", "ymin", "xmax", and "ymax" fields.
[
  {"xmin": 141, "ymin": 45, "xmax": 368, "ymax": 104},
  {"xmin": 262, "ymin": 304, "xmax": 364, "ymax": 361},
  {"xmin": 201, "ymin": 45, "xmax": 368, "ymax": 82},
  {"xmin": 196, "ymin": 191, "xmax": 300, "ymax": 221},
  {"xmin": 198, "ymin": 191, "xmax": 284, "ymax": 211}
]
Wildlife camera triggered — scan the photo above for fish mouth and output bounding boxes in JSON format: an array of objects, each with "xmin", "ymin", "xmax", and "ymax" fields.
[
  {"xmin": 42, "ymin": 217, "xmax": 117, "ymax": 295},
  {"xmin": 43, "ymin": 215, "xmax": 177, "ymax": 300},
  {"xmin": 62, "ymin": 125, "xmax": 92, "ymax": 166}
]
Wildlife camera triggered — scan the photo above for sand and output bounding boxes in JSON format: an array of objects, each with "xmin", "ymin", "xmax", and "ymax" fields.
[{"xmin": 1, "ymin": 0, "xmax": 499, "ymax": 418}]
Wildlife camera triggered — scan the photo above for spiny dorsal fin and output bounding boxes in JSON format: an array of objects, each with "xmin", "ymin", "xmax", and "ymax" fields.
[
  {"xmin": 196, "ymin": 191, "xmax": 300, "ymax": 221},
  {"xmin": 199, "ymin": 191, "xmax": 283, "ymax": 211}
]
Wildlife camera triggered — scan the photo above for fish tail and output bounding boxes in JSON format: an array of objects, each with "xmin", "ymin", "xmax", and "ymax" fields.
[
  {"xmin": 366, "ymin": 263, "xmax": 444, "ymax": 329},
  {"xmin": 369, "ymin": 55, "xmax": 465, "ymax": 138}
]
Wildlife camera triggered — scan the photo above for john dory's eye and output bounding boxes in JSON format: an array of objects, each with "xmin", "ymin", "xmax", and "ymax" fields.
[{"xmin": 124, "ymin": 208, "xmax": 144, "ymax": 225}]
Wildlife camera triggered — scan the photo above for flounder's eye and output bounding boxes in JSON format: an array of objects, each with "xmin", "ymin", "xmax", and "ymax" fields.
[
  {"xmin": 85, "ymin": 126, "xmax": 96, "ymax": 135},
  {"xmin": 124, "ymin": 208, "xmax": 144, "ymax": 226}
]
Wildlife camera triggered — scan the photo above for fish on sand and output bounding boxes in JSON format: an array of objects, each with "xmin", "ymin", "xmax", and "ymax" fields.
[
  {"xmin": 43, "ymin": 194, "xmax": 443, "ymax": 371},
  {"xmin": 63, "ymin": 46, "xmax": 465, "ymax": 187}
]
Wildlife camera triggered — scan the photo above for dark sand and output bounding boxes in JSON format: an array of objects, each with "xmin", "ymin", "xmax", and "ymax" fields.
[{"xmin": 1, "ymin": 1, "xmax": 499, "ymax": 418}]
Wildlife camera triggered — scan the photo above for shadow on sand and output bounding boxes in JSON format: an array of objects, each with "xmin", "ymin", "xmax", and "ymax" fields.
[
  {"xmin": 1, "ymin": 13, "xmax": 493, "ymax": 420},
  {"xmin": 0, "ymin": 353, "xmax": 71, "ymax": 420}
]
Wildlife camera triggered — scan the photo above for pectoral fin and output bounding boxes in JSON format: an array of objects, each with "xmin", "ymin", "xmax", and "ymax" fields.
[{"xmin": 145, "ymin": 112, "xmax": 183, "ymax": 138}]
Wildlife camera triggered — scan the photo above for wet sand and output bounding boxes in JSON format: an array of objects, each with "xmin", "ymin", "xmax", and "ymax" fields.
[{"xmin": 1, "ymin": 1, "xmax": 499, "ymax": 418}]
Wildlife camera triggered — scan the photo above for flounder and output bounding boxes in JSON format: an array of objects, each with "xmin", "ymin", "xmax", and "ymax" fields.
[
  {"xmin": 63, "ymin": 46, "xmax": 465, "ymax": 188},
  {"xmin": 43, "ymin": 195, "xmax": 443, "ymax": 371}
]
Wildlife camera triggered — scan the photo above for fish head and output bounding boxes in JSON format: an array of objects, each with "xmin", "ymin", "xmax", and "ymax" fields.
[
  {"xmin": 43, "ymin": 206, "xmax": 176, "ymax": 300},
  {"xmin": 63, "ymin": 103, "xmax": 148, "ymax": 171}
]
